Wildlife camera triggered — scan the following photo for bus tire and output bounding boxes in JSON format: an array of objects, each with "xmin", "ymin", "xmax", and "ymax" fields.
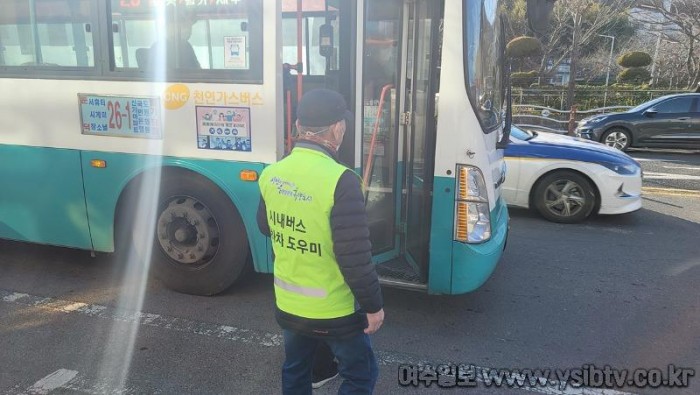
[
  {"xmin": 532, "ymin": 170, "xmax": 597, "ymax": 224},
  {"xmin": 119, "ymin": 168, "xmax": 249, "ymax": 295}
]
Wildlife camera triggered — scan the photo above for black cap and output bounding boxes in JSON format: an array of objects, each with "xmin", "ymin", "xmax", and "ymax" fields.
[{"xmin": 296, "ymin": 89, "xmax": 352, "ymax": 127}]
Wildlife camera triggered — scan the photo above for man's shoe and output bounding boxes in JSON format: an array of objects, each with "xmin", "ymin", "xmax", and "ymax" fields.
[
  {"xmin": 312, "ymin": 372, "xmax": 339, "ymax": 389},
  {"xmin": 312, "ymin": 352, "xmax": 338, "ymax": 389}
]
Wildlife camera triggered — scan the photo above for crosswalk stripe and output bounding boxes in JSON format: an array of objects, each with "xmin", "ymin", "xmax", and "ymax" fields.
[
  {"xmin": 643, "ymin": 172, "xmax": 700, "ymax": 181},
  {"xmin": 1, "ymin": 289, "xmax": 637, "ymax": 395},
  {"xmin": 20, "ymin": 369, "xmax": 77, "ymax": 395}
]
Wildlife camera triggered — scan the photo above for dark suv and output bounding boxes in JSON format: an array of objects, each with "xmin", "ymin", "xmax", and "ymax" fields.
[{"xmin": 575, "ymin": 93, "xmax": 700, "ymax": 151}]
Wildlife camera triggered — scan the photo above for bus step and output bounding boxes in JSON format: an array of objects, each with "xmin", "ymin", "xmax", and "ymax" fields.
[{"xmin": 376, "ymin": 257, "xmax": 426, "ymax": 290}]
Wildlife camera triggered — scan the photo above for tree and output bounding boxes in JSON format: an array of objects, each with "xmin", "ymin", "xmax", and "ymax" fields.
[
  {"xmin": 502, "ymin": 0, "xmax": 529, "ymax": 39},
  {"xmin": 617, "ymin": 68, "xmax": 651, "ymax": 84},
  {"xmin": 635, "ymin": 0, "xmax": 700, "ymax": 89},
  {"xmin": 503, "ymin": 0, "xmax": 543, "ymax": 77},
  {"xmin": 507, "ymin": 36, "xmax": 543, "ymax": 58},
  {"xmin": 541, "ymin": 0, "xmax": 635, "ymax": 108},
  {"xmin": 617, "ymin": 51, "xmax": 653, "ymax": 67},
  {"xmin": 653, "ymin": 40, "xmax": 687, "ymax": 88},
  {"xmin": 616, "ymin": 51, "xmax": 653, "ymax": 85}
]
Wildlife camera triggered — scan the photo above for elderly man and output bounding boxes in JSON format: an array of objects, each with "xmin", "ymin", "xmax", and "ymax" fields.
[{"xmin": 257, "ymin": 89, "xmax": 384, "ymax": 394}]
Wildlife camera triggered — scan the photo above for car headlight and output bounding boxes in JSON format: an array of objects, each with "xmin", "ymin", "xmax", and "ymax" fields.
[
  {"xmin": 588, "ymin": 116, "xmax": 608, "ymax": 124},
  {"xmin": 600, "ymin": 162, "xmax": 639, "ymax": 175}
]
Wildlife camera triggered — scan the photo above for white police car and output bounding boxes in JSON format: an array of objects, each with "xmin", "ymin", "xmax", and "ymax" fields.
[{"xmin": 503, "ymin": 126, "xmax": 642, "ymax": 223}]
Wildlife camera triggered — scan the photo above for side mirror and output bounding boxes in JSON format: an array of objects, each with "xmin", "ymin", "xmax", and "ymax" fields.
[
  {"xmin": 319, "ymin": 24, "xmax": 334, "ymax": 58},
  {"xmin": 497, "ymin": 62, "xmax": 513, "ymax": 149},
  {"xmin": 644, "ymin": 109, "xmax": 658, "ymax": 117},
  {"xmin": 526, "ymin": 0, "xmax": 556, "ymax": 37}
]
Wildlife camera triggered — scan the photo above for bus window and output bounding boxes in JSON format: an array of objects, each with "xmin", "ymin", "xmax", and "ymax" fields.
[
  {"xmin": 110, "ymin": 0, "xmax": 263, "ymax": 81},
  {"xmin": 281, "ymin": 2, "xmax": 339, "ymax": 76},
  {"xmin": 0, "ymin": 0, "xmax": 95, "ymax": 68},
  {"xmin": 464, "ymin": 0, "xmax": 504, "ymax": 133}
]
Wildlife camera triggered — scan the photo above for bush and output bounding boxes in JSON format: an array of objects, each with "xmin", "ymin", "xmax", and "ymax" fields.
[
  {"xmin": 512, "ymin": 70, "xmax": 539, "ymax": 87},
  {"xmin": 617, "ymin": 68, "xmax": 651, "ymax": 84},
  {"xmin": 506, "ymin": 36, "xmax": 542, "ymax": 58},
  {"xmin": 616, "ymin": 51, "xmax": 652, "ymax": 68}
]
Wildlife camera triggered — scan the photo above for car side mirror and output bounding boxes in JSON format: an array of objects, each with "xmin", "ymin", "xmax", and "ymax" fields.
[{"xmin": 644, "ymin": 109, "xmax": 657, "ymax": 118}]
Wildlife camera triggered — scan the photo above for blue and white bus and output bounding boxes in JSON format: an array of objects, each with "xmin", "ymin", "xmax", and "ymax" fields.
[{"xmin": 0, "ymin": 0, "xmax": 541, "ymax": 296}]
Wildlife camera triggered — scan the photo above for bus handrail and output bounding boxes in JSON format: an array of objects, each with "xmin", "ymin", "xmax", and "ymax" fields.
[
  {"xmin": 295, "ymin": 0, "xmax": 303, "ymax": 102},
  {"xmin": 286, "ymin": 90, "xmax": 293, "ymax": 152},
  {"xmin": 363, "ymin": 84, "xmax": 393, "ymax": 191}
]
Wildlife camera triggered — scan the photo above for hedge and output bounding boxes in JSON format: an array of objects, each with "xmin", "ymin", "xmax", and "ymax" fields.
[{"xmin": 512, "ymin": 70, "xmax": 539, "ymax": 87}]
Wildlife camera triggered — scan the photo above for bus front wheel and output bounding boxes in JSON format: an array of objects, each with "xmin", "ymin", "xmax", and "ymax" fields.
[{"xmin": 119, "ymin": 169, "xmax": 249, "ymax": 295}]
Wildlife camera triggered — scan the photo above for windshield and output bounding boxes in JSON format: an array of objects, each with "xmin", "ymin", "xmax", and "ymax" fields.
[
  {"xmin": 464, "ymin": 0, "xmax": 505, "ymax": 133},
  {"xmin": 510, "ymin": 126, "xmax": 532, "ymax": 141}
]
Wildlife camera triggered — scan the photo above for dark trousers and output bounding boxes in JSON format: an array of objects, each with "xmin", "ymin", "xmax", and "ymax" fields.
[
  {"xmin": 282, "ymin": 330, "xmax": 378, "ymax": 395},
  {"xmin": 312, "ymin": 341, "xmax": 337, "ymax": 378}
]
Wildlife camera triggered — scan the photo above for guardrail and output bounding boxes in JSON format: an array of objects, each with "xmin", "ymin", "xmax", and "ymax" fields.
[{"xmin": 513, "ymin": 104, "xmax": 633, "ymax": 134}]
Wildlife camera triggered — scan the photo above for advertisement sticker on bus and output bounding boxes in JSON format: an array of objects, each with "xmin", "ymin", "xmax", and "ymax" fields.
[
  {"xmin": 164, "ymin": 84, "xmax": 190, "ymax": 110},
  {"xmin": 224, "ymin": 37, "xmax": 247, "ymax": 69},
  {"xmin": 193, "ymin": 90, "xmax": 263, "ymax": 106},
  {"xmin": 196, "ymin": 106, "xmax": 251, "ymax": 152},
  {"xmin": 78, "ymin": 94, "xmax": 162, "ymax": 139}
]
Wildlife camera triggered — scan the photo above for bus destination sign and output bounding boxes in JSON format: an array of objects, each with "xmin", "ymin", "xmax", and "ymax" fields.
[{"xmin": 79, "ymin": 94, "xmax": 163, "ymax": 139}]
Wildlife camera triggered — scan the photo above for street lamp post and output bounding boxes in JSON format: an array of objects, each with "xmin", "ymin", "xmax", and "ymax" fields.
[
  {"xmin": 650, "ymin": 32, "xmax": 662, "ymax": 86},
  {"xmin": 598, "ymin": 34, "xmax": 615, "ymax": 110}
]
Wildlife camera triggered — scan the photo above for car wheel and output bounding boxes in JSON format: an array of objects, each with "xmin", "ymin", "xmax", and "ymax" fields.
[
  {"xmin": 533, "ymin": 171, "xmax": 597, "ymax": 223},
  {"xmin": 601, "ymin": 128, "xmax": 631, "ymax": 151},
  {"xmin": 118, "ymin": 169, "xmax": 249, "ymax": 295}
]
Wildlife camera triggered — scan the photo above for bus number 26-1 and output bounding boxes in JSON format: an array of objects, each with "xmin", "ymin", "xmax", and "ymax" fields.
[{"xmin": 107, "ymin": 101, "xmax": 132, "ymax": 131}]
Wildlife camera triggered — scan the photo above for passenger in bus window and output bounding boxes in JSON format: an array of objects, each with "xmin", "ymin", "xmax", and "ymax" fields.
[{"xmin": 148, "ymin": 6, "xmax": 201, "ymax": 70}]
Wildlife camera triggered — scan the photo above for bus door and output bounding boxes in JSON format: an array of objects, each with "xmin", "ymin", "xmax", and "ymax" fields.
[
  {"xmin": 362, "ymin": 0, "xmax": 441, "ymax": 286},
  {"xmin": 281, "ymin": 1, "xmax": 357, "ymax": 166}
]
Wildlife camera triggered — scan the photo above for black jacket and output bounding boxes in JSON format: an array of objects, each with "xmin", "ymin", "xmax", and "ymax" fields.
[{"xmin": 257, "ymin": 141, "xmax": 383, "ymax": 337}]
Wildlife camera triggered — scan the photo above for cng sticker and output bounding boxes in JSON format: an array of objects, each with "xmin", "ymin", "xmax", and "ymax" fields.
[{"xmin": 164, "ymin": 84, "xmax": 190, "ymax": 110}]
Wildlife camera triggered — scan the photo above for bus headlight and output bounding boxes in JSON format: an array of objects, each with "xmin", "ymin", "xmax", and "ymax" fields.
[{"xmin": 455, "ymin": 165, "xmax": 491, "ymax": 243}]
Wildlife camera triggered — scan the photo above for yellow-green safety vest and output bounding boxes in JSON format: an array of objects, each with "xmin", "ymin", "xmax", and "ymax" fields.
[{"xmin": 259, "ymin": 147, "xmax": 356, "ymax": 319}]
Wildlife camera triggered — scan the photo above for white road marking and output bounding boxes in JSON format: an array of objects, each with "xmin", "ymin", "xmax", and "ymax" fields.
[
  {"xmin": 1, "ymin": 290, "xmax": 282, "ymax": 347},
  {"xmin": 633, "ymin": 158, "xmax": 682, "ymax": 162},
  {"xmin": 643, "ymin": 171, "xmax": 700, "ymax": 180},
  {"xmin": 1, "ymin": 289, "xmax": 638, "ymax": 395},
  {"xmin": 643, "ymin": 186, "xmax": 700, "ymax": 197},
  {"xmin": 3, "ymin": 292, "xmax": 28, "ymax": 302},
  {"xmin": 14, "ymin": 369, "xmax": 140, "ymax": 395},
  {"xmin": 59, "ymin": 374, "xmax": 140, "ymax": 395},
  {"xmin": 22, "ymin": 369, "xmax": 77, "ymax": 395},
  {"xmin": 662, "ymin": 165, "xmax": 700, "ymax": 171}
]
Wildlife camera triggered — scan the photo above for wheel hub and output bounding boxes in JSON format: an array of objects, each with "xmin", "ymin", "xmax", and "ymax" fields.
[
  {"xmin": 157, "ymin": 197, "xmax": 219, "ymax": 265},
  {"xmin": 544, "ymin": 180, "xmax": 586, "ymax": 218},
  {"xmin": 605, "ymin": 132, "xmax": 628, "ymax": 150}
]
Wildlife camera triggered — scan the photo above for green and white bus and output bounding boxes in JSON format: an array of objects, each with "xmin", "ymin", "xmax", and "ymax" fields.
[{"xmin": 0, "ymin": 0, "xmax": 545, "ymax": 296}]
